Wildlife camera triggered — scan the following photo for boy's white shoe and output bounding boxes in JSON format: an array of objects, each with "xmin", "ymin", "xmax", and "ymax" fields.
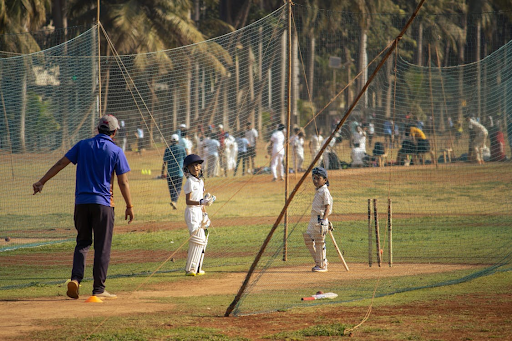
[
  {"xmin": 312, "ymin": 265, "xmax": 328, "ymax": 272},
  {"xmin": 95, "ymin": 291, "xmax": 117, "ymax": 299}
]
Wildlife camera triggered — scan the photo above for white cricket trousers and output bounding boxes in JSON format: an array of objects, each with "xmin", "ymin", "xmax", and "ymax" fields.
[{"xmin": 270, "ymin": 152, "xmax": 284, "ymax": 179}]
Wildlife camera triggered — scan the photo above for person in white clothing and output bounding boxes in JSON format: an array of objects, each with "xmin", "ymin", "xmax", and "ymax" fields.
[
  {"xmin": 290, "ymin": 127, "xmax": 304, "ymax": 173},
  {"xmin": 351, "ymin": 142, "xmax": 368, "ymax": 167},
  {"xmin": 178, "ymin": 124, "xmax": 193, "ymax": 155},
  {"xmin": 245, "ymin": 122, "xmax": 259, "ymax": 174},
  {"xmin": 295, "ymin": 130, "xmax": 305, "ymax": 172},
  {"xmin": 223, "ymin": 132, "xmax": 238, "ymax": 175},
  {"xmin": 182, "ymin": 154, "xmax": 215, "ymax": 276},
  {"xmin": 303, "ymin": 167, "xmax": 332, "ymax": 272},
  {"xmin": 321, "ymin": 137, "xmax": 336, "ymax": 170},
  {"xmin": 352, "ymin": 125, "xmax": 367, "ymax": 152},
  {"xmin": 309, "ymin": 128, "xmax": 324, "ymax": 167},
  {"xmin": 268, "ymin": 123, "xmax": 286, "ymax": 181},
  {"xmin": 202, "ymin": 133, "xmax": 220, "ymax": 178},
  {"xmin": 466, "ymin": 116, "xmax": 488, "ymax": 165}
]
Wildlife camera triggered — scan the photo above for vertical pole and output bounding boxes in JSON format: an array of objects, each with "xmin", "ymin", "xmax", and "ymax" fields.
[
  {"xmin": 97, "ymin": 0, "xmax": 101, "ymax": 117},
  {"xmin": 388, "ymin": 198, "xmax": 393, "ymax": 267},
  {"xmin": 283, "ymin": 0, "xmax": 292, "ymax": 261},
  {"xmin": 427, "ymin": 44, "xmax": 438, "ymax": 168},
  {"xmin": 368, "ymin": 199, "xmax": 372, "ymax": 267},
  {"xmin": 374, "ymin": 199, "xmax": 382, "ymax": 267}
]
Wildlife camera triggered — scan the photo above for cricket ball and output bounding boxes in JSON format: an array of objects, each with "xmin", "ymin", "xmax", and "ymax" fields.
[
  {"xmin": 5, "ymin": 237, "xmax": 10, "ymax": 242},
  {"xmin": 316, "ymin": 291, "xmax": 324, "ymax": 295}
]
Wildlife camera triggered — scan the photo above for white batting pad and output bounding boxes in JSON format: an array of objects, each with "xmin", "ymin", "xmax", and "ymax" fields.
[
  {"xmin": 185, "ymin": 230, "xmax": 208, "ymax": 273},
  {"xmin": 303, "ymin": 233, "xmax": 321, "ymax": 266}
]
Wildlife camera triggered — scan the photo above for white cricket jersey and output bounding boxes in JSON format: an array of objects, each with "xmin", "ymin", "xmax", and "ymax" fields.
[
  {"xmin": 271, "ymin": 130, "xmax": 285, "ymax": 155},
  {"xmin": 245, "ymin": 128, "xmax": 258, "ymax": 146},
  {"xmin": 183, "ymin": 176, "xmax": 204, "ymax": 207},
  {"xmin": 311, "ymin": 184, "xmax": 333, "ymax": 216}
]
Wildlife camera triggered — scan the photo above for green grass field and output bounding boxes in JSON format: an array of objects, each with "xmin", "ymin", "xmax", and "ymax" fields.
[{"xmin": 1, "ymin": 140, "xmax": 511, "ymax": 340}]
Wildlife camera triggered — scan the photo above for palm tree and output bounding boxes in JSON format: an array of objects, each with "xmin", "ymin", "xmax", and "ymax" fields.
[
  {"xmin": 0, "ymin": 0, "xmax": 50, "ymax": 153},
  {"xmin": 67, "ymin": 0, "xmax": 229, "ymax": 147}
]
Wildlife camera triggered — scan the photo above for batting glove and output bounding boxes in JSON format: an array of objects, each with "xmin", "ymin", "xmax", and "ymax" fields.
[
  {"xmin": 319, "ymin": 219, "xmax": 329, "ymax": 235},
  {"xmin": 201, "ymin": 212, "xmax": 211, "ymax": 229},
  {"xmin": 199, "ymin": 197, "xmax": 212, "ymax": 206},
  {"xmin": 203, "ymin": 193, "xmax": 216, "ymax": 206}
]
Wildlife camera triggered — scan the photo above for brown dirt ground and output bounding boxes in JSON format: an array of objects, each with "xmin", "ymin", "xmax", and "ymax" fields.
[{"xmin": 2, "ymin": 262, "xmax": 510, "ymax": 340}]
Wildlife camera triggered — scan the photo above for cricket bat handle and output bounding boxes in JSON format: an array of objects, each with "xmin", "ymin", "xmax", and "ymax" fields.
[
  {"xmin": 301, "ymin": 296, "xmax": 316, "ymax": 301},
  {"xmin": 329, "ymin": 230, "xmax": 349, "ymax": 272}
]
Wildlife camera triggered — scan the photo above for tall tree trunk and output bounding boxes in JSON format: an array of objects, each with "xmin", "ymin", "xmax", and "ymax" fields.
[
  {"xmin": 248, "ymin": 45, "xmax": 255, "ymax": 125},
  {"xmin": 385, "ymin": 57, "xmax": 393, "ymax": 118},
  {"xmin": 293, "ymin": 32, "xmax": 300, "ymax": 126},
  {"xmin": 280, "ymin": 30, "xmax": 287, "ymax": 125},
  {"xmin": 194, "ymin": 62, "xmax": 200, "ymax": 123},
  {"xmin": 344, "ymin": 45, "xmax": 352, "ymax": 112},
  {"xmin": 185, "ymin": 63, "xmax": 191, "ymax": 128},
  {"xmin": 476, "ymin": 20, "xmax": 481, "ymax": 120},
  {"xmin": 458, "ymin": 14, "xmax": 467, "ymax": 123},
  {"xmin": 235, "ymin": 50, "xmax": 240, "ymax": 130},
  {"xmin": 19, "ymin": 71, "xmax": 27, "ymax": 153},
  {"xmin": 258, "ymin": 26, "xmax": 263, "ymax": 132},
  {"xmin": 358, "ymin": 25, "xmax": 368, "ymax": 107},
  {"xmin": 417, "ymin": 22, "xmax": 423, "ymax": 66},
  {"xmin": 307, "ymin": 37, "xmax": 315, "ymax": 103}
]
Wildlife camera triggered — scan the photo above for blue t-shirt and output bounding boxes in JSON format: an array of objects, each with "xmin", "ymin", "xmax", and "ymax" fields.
[
  {"xmin": 65, "ymin": 134, "xmax": 131, "ymax": 207},
  {"xmin": 163, "ymin": 144, "xmax": 186, "ymax": 177}
]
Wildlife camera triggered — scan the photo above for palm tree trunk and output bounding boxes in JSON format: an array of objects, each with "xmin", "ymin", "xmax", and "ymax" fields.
[
  {"xmin": 417, "ymin": 22, "xmax": 423, "ymax": 66},
  {"xmin": 185, "ymin": 62, "xmax": 192, "ymax": 128},
  {"xmin": 458, "ymin": 13, "xmax": 467, "ymax": 123},
  {"xmin": 248, "ymin": 45, "xmax": 255, "ymax": 125},
  {"xmin": 385, "ymin": 57, "xmax": 393, "ymax": 118},
  {"xmin": 19, "ymin": 71, "xmax": 27, "ymax": 153},
  {"xmin": 476, "ymin": 20, "xmax": 481, "ymax": 120},
  {"xmin": 280, "ymin": 30, "xmax": 286, "ymax": 124},
  {"xmin": 307, "ymin": 37, "xmax": 315, "ymax": 102},
  {"xmin": 293, "ymin": 31, "xmax": 300, "ymax": 126},
  {"xmin": 358, "ymin": 26, "xmax": 368, "ymax": 107}
]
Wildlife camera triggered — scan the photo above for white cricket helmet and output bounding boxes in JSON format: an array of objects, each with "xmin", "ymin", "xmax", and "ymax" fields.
[{"xmin": 171, "ymin": 134, "xmax": 179, "ymax": 142}]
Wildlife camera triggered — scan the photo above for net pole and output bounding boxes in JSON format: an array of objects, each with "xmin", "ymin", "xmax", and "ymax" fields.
[
  {"xmin": 428, "ymin": 44, "xmax": 438, "ymax": 168},
  {"xmin": 97, "ymin": 0, "xmax": 101, "ymax": 117},
  {"xmin": 283, "ymin": 0, "xmax": 292, "ymax": 262},
  {"xmin": 435, "ymin": 45, "xmax": 454, "ymax": 153},
  {"xmin": 224, "ymin": 0, "xmax": 427, "ymax": 317}
]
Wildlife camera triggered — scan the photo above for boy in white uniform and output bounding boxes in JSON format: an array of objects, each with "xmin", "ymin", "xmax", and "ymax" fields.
[
  {"xmin": 182, "ymin": 154, "xmax": 215, "ymax": 276},
  {"xmin": 303, "ymin": 167, "xmax": 333, "ymax": 272}
]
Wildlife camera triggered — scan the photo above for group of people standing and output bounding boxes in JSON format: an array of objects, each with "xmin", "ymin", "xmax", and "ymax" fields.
[{"xmin": 161, "ymin": 122, "xmax": 259, "ymax": 209}]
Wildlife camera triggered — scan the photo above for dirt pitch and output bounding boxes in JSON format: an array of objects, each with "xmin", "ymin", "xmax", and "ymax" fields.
[{"xmin": 2, "ymin": 262, "xmax": 511, "ymax": 340}]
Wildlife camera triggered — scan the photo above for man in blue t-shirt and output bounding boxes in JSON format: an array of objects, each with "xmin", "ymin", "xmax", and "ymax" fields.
[
  {"xmin": 33, "ymin": 114, "xmax": 134, "ymax": 301},
  {"xmin": 161, "ymin": 134, "xmax": 187, "ymax": 209}
]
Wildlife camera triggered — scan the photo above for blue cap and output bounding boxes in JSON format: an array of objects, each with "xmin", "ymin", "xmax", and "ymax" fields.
[
  {"xmin": 312, "ymin": 167, "xmax": 329, "ymax": 186},
  {"xmin": 183, "ymin": 154, "xmax": 204, "ymax": 169}
]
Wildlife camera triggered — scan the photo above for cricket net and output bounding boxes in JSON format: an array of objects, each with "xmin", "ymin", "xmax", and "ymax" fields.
[{"xmin": 0, "ymin": 3, "xmax": 511, "ymax": 317}]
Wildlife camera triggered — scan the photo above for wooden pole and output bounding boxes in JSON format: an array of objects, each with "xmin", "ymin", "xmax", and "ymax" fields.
[
  {"xmin": 225, "ymin": 0, "xmax": 427, "ymax": 316},
  {"xmin": 428, "ymin": 44, "xmax": 438, "ymax": 168},
  {"xmin": 374, "ymin": 199, "xmax": 382, "ymax": 267},
  {"xmin": 283, "ymin": 0, "xmax": 292, "ymax": 262},
  {"xmin": 368, "ymin": 199, "xmax": 372, "ymax": 267},
  {"xmin": 97, "ymin": 0, "xmax": 101, "ymax": 117},
  {"xmin": 388, "ymin": 198, "xmax": 393, "ymax": 267}
]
